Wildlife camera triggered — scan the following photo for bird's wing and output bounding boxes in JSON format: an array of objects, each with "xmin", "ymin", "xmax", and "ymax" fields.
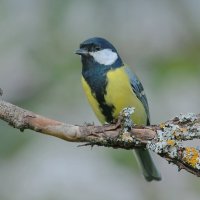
[{"xmin": 124, "ymin": 66, "xmax": 150, "ymax": 124}]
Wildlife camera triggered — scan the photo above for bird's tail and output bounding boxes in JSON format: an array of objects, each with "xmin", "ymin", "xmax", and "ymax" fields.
[{"xmin": 134, "ymin": 149, "xmax": 161, "ymax": 181}]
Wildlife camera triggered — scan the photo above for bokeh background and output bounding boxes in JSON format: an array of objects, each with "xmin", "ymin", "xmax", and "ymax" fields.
[{"xmin": 0, "ymin": 0, "xmax": 200, "ymax": 200}]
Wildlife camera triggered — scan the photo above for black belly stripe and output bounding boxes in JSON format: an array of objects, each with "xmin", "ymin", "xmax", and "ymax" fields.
[
  {"xmin": 82, "ymin": 65, "xmax": 115, "ymax": 122},
  {"xmin": 96, "ymin": 93, "xmax": 115, "ymax": 123}
]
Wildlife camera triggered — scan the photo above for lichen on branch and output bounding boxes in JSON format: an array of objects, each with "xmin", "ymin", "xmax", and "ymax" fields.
[
  {"xmin": 0, "ymin": 99, "xmax": 200, "ymax": 177},
  {"xmin": 147, "ymin": 113, "xmax": 200, "ymax": 176}
]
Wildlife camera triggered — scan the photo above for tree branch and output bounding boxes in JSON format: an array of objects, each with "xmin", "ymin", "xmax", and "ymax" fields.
[{"xmin": 0, "ymin": 99, "xmax": 200, "ymax": 177}]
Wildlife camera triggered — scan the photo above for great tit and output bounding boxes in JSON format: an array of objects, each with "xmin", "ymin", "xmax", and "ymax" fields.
[{"xmin": 75, "ymin": 37, "xmax": 161, "ymax": 181}]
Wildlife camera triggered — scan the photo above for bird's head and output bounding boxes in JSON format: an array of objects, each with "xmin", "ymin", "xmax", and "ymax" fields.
[{"xmin": 75, "ymin": 37, "xmax": 123, "ymax": 69}]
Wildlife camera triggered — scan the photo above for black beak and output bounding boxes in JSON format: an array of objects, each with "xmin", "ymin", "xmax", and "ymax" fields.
[{"xmin": 75, "ymin": 49, "xmax": 88, "ymax": 56}]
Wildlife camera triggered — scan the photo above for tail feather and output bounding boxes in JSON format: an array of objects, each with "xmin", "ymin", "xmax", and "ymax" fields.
[{"xmin": 134, "ymin": 149, "xmax": 161, "ymax": 181}]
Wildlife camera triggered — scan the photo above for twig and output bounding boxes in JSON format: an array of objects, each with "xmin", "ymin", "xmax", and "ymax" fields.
[{"xmin": 0, "ymin": 100, "xmax": 200, "ymax": 177}]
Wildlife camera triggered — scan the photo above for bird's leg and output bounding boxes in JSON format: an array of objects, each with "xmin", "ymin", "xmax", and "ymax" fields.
[
  {"xmin": 102, "ymin": 120, "xmax": 121, "ymax": 131},
  {"xmin": 103, "ymin": 107, "xmax": 135, "ymax": 131}
]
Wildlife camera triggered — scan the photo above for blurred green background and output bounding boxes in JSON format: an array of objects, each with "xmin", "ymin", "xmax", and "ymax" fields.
[{"xmin": 0, "ymin": 0, "xmax": 200, "ymax": 200}]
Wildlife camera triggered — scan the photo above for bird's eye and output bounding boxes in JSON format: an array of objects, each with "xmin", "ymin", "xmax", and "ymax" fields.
[{"xmin": 94, "ymin": 46, "xmax": 101, "ymax": 51}]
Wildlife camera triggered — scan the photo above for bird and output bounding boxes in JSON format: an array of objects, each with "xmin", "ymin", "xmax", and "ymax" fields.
[{"xmin": 75, "ymin": 37, "xmax": 161, "ymax": 181}]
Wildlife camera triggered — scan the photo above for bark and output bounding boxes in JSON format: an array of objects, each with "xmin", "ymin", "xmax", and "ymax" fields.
[{"xmin": 0, "ymin": 100, "xmax": 200, "ymax": 177}]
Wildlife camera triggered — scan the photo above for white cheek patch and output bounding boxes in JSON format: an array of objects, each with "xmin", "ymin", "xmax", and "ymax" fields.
[{"xmin": 89, "ymin": 49, "xmax": 118, "ymax": 65}]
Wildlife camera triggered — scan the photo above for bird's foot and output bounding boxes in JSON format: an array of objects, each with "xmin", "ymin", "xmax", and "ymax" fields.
[{"xmin": 102, "ymin": 120, "xmax": 121, "ymax": 131}]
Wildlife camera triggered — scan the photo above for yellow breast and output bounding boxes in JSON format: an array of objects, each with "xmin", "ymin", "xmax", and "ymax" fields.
[
  {"xmin": 105, "ymin": 67, "xmax": 147, "ymax": 125},
  {"xmin": 81, "ymin": 66, "xmax": 147, "ymax": 125}
]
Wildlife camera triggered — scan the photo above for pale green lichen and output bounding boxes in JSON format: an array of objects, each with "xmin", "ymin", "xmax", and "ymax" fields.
[
  {"xmin": 147, "ymin": 113, "xmax": 200, "ymax": 172},
  {"xmin": 147, "ymin": 141, "xmax": 168, "ymax": 154},
  {"xmin": 169, "ymin": 123, "xmax": 200, "ymax": 141},
  {"xmin": 176, "ymin": 113, "xmax": 197, "ymax": 123},
  {"xmin": 168, "ymin": 146, "xmax": 178, "ymax": 158},
  {"xmin": 158, "ymin": 121, "xmax": 200, "ymax": 141},
  {"xmin": 120, "ymin": 107, "xmax": 135, "ymax": 133},
  {"xmin": 188, "ymin": 124, "xmax": 200, "ymax": 139},
  {"xmin": 157, "ymin": 123, "xmax": 179, "ymax": 141},
  {"xmin": 117, "ymin": 107, "xmax": 142, "ymax": 145},
  {"xmin": 147, "ymin": 139, "xmax": 179, "ymax": 158},
  {"xmin": 147, "ymin": 124, "xmax": 182, "ymax": 158},
  {"xmin": 120, "ymin": 132, "xmax": 134, "ymax": 142}
]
